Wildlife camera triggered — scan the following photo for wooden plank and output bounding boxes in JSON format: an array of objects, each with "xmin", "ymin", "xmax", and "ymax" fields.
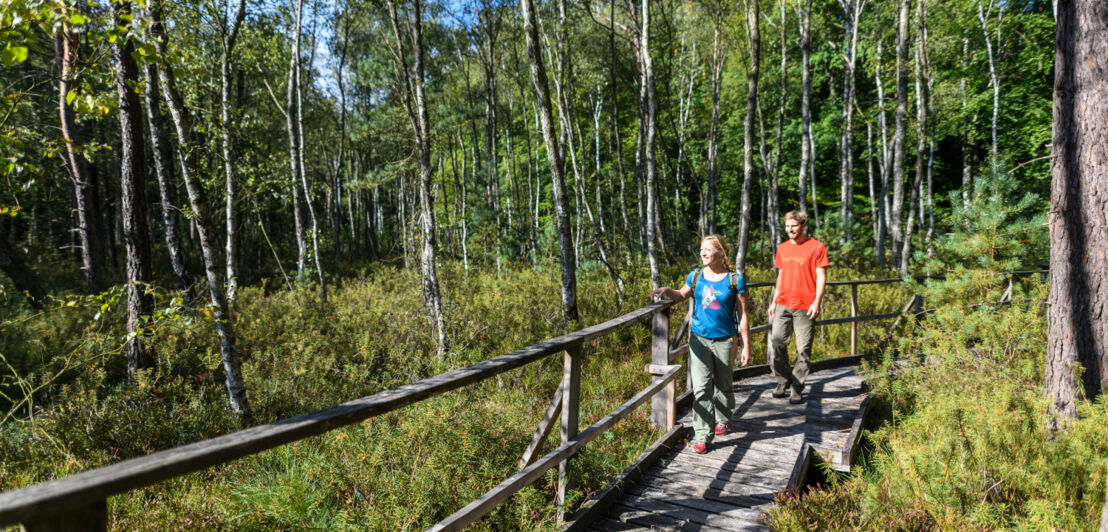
[
  {"xmin": 558, "ymin": 344, "xmax": 582, "ymax": 521},
  {"xmin": 618, "ymin": 493, "xmax": 766, "ymax": 532},
  {"xmin": 666, "ymin": 452, "xmax": 793, "ymax": 482},
  {"xmin": 628, "ymin": 484, "xmax": 770, "ymax": 525},
  {"xmin": 0, "ymin": 300, "xmax": 679, "ymax": 527},
  {"xmin": 837, "ymin": 395, "xmax": 871, "ymax": 472},
  {"xmin": 428, "ymin": 366, "xmax": 682, "ymax": 532},
  {"xmin": 658, "ymin": 456, "xmax": 787, "ymax": 492},
  {"xmin": 518, "ymin": 384, "xmax": 563, "ymax": 469},
  {"xmin": 644, "ymin": 469, "xmax": 778, "ymax": 501},
  {"xmin": 560, "ymin": 423, "xmax": 685, "ymax": 532},
  {"xmin": 786, "ymin": 444, "xmax": 813, "ymax": 491},
  {"xmin": 607, "ymin": 503, "xmax": 736, "ymax": 532},
  {"xmin": 640, "ymin": 471, "xmax": 778, "ymax": 504}
]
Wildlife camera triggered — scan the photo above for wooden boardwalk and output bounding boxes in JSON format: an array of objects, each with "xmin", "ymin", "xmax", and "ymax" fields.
[{"xmin": 585, "ymin": 366, "xmax": 868, "ymax": 532}]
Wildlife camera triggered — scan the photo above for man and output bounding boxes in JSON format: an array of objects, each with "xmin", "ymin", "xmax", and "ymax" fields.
[{"xmin": 767, "ymin": 211, "xmax": 828, "ymax": 404}]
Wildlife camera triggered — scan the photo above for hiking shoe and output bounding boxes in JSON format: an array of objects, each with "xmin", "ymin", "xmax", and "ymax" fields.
[
  {"xmin": 788, "ymin": 387, "xmax": 805, "ymax": 404},
  {"xmin": 692, "ymin": 440, "xmax": 708, "ymax": 454},
  {"xmin": 714, "ymin": 423, "xmax": 729, "ymax": 436},
  {"xmin": 771, "ymin": 382, "xmax": 788, "ymax": 398}
]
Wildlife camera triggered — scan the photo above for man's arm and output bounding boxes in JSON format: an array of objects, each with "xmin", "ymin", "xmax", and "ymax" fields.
[{"xmin": 807, "ymin": 267, "xmax": 827, "ymax": 319}]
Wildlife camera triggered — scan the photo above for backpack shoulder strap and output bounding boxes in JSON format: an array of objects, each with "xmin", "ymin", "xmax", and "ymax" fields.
[{"xmin": 689, "ymin": 267, "xmax": 702, "ymax": 317}]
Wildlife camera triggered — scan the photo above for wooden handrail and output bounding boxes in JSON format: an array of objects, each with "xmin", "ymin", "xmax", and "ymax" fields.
[
  {"xmin": 429, "ymin": 365, "xmax": 683, "ymax": 531},
  {"xmin": 0, "ymin": 300, "xmax": 678, "ymax": 528}
]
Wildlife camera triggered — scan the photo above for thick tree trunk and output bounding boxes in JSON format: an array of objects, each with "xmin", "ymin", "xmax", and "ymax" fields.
[
  {"xmin": 113, "ymin": 0, "xmax": 155, "ymax": 377},
  {"xmin": 521, "ymin": 0, "xmax": 578, "ymax": 325},
  {"xmin": 1045, "ymin": 0, "xmax": 1107, "ymax": 432},
  {"xmin": 222, "ymin": 0, "xmax": 247, "ymax": 303},
  {"xmin": 890, "ymin": 0, "xmax": 910, "ymax": 267},
  {"xmin": 55, "ymin": 25, "xmax": 101, "ymax": 294},
  {"xmin": 142, "ymin": 62, "xmax": 190, "ymax": 291},
  {"xmin": 736, "ymin": 0, "xmax": 759, "ymax": 273},
  {"xmin": 151, "ymin": 1, "xmax": 252, "ymax": 420},
  {"xmin": 797, "ymin": 0, "xmax": 811, "ymax": 215}
]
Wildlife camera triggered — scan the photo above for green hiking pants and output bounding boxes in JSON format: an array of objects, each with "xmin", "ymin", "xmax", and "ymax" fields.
[
  {"xmin": 770, "ymin": 303, "xmax": 816, "ymax": 391},
  {"xmin": 689, "ymin": 333, "xmax": 735, "ymax": 442}
]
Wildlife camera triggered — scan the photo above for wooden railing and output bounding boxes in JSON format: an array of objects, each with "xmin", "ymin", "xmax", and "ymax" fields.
[{"xmin": 0, "ymin": 270, "xmax": 1045, "ymax": 531}]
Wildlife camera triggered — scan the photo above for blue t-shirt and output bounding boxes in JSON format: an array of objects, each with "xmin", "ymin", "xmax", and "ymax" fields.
[{"xmin": 684, "ymin": 269, "xmax": 747, "ymax": 339}]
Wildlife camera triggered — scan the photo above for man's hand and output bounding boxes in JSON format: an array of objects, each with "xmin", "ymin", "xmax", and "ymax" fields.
[
  {"xmin": 767, "ymin": 304, "xmax": 776, "ymax": 320},
  {"xmin": 806, "ymin": 301, "xmax": 821, "ymax": 320},
  {"xmin": 739, "ymin": 344, "xmax": 751, "ymax": 366}
]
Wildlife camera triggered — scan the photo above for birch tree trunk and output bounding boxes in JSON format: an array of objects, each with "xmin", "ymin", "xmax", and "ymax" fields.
[
  {"xmin": 640, "ymin": 0, "xmax": 661, "ymax": 288},
  {"xmin": 901, "ymin": 1, "xmax": 928, "ymax": 275},
  {"xmin": 521, "ymin": 0, "xmax": 578, "ymax": 325},
  {"xmin": 705, "ymin": 5, "xmax": 724, "ymax": 234},
  {"xmin": 977, "ymin": 0, "xmax": 1001, "ymax": 176},
  {"xmin": 151, "ymin": 1, "xmax": 252, "ymax": 420},
  {"xmin": 1045, "ymin": 0, "xmax": 1107, "ymax": 432},
  {"xmin": 736, "ymin": 0, "xmax": 759, "ymax": 274},
  {"xmin": 838, "ymin": 0, "xmax": 864, "ymax": 243},
  {"xmin": 286, "ymin": 0, "xmax": 308, "ymax": 278},
  {"xmin": 386, "ymin": 0, "xmax": 447, "ymax": 355},
  {"xmin": 295, "ymin": 4, "xmax": 327, "ymax": 306},
  {"xmin": 221, "ymin": 0, "xmax": 247, "ymax": 303},
  {"xmin": 143, "ymin": 62, "xmax": 190, "ymax": 291},
  {"xmin": 890, "ymin": 0, "xmax": 910, "ymax": 267},
  {"xmin": 797, "ymin": 0, "xmax": 811, "ymax": 215},
  {"xmin": 875, "ymin": 38, "xmax": 889, "ymax": 267}
]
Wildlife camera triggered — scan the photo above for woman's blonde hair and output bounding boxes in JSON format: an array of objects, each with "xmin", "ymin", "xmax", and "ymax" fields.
[{"xmin": 700, "ymin": 234, "xmax": 733, "ymax": 270}]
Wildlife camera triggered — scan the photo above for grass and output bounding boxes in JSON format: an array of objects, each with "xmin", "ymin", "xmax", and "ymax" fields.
[{"xmin": 0, "ymin": 259, "xmax": 915, "ymax": 530}]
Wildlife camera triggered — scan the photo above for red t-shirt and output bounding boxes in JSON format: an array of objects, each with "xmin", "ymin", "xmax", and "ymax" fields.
[{"xmin": 774, "ymin": 238, "xmax": 829, "ymax": 310}]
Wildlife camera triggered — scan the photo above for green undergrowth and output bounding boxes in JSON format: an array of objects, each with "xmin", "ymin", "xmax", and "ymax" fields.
[
  {"xmin": 1, "ymin": 260, "xmax": 910, "ymax": 530},
  {"xmin": 770, "ymin": 174, "xmax": 1106, "ymax": 530}
]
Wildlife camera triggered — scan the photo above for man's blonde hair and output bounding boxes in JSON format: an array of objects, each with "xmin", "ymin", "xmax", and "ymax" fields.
[
  {"xmin": 701, "ymin": 234, "xmax": 733, "ymax": 270},
  {"xmin": 784, "ymin": 211, "xmax": 808, "ymax": 225}
]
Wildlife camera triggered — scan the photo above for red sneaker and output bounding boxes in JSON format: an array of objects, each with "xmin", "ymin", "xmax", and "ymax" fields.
[
  {"xmin": 714, "ymin": 423, "xmax": 729, "ymax": 436},
  {"xmin": 692, "ymin": 440, "xmax": 708, "ymax": 454}
]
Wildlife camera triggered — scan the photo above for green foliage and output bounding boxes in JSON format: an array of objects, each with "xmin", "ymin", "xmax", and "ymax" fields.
[{"xmin": 769, "ymin": 177, "xmax": 1105, "ymax": 531}]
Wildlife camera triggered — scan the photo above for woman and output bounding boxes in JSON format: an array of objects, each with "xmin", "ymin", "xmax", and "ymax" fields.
[{"xmin": 651, "ymin": 235, "xmax": 751, "ymax": 453}]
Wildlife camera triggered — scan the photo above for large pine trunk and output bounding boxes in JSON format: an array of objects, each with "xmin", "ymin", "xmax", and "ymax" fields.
[
  {"xmin": 56, "ymin": 23, "xmax": 101, "ymax": 294},
  {"xmin": 521, "ymin": 0, "xmax": 578, "ymax": 325},
  {"xmin": 113, "ymin": 0, "xmax": 155, "ymax": 377},
  {"xmin": 1045, "ymin": 0, "xmax": 1107, "ymax": 431}
]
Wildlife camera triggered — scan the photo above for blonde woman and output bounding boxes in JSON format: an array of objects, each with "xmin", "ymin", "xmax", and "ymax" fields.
[{"xmin": 651, "ymin": 235, "xmax": 751, "ymax": 453}]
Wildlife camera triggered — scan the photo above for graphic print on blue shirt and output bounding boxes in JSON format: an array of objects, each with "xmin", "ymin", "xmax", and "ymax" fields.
[{"xmin": 684, "ymin": 269, "xmax": 747, "ymax": 340}]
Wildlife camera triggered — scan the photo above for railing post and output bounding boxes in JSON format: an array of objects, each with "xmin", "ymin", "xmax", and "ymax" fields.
[
  {"xmin": 650, "ymin": 307, "xmax": 673, "ymax": 430},
  {"xmin": 912, "ymin": 294, "xmax": 924, "ymax": 328},
  {"xmin": 22, "ymin": 499, "xmax": 107, "ymax": 531},
  {"xmin": 557, "ymin": 343, "xmax": 582, "ymax": 523},
  {"xmin": 850, "ymin": 284, "xmax": 858, "ymax": 356}
]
